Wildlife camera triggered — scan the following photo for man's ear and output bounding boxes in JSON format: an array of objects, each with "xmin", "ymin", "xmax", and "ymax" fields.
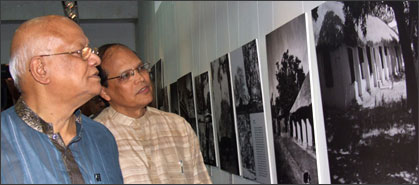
[
  {"xmin": 29, "ymin": 57, "xmax": 50, "ymax": 85},
  {"xmin": 99, "ymin": 87, "xmax": 111, "ymax": 101}
]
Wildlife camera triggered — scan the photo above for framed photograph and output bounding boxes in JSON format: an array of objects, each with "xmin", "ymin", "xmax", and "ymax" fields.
[
  {"xmin": 195, "ymin": 71, "xmax": 216, "ymax": 166},
  {"xmin": 266, "ymin": 14, "xmax": 317, "ymax": 184},
  {"xmin": 161, "ymin": 86, "xmax": 169, "ymax": 112},
  {"xmin": 210, "ymin": 54, "xmax": 239, "ymax": 175},
  {"xmin": 149, "ymin": 64, "xmax": 157, "ymax": 108},
  {"xmin": 312, "ymin": 1, "xmax": 418, "ymax": 183},
  {"xmin": 156, "ymin": 59, "xmax": 164, "ymax": 110},
  {"xmin": 170, "ymin": 82, "xmax": 179, "ymax": 114},
  {"xmin": 177, "ymin": 72, "xmax": 198, "ymax": 133},
  {"xmin": 230, "ymin": 39, "xmax": 270, "ymax": 183}
]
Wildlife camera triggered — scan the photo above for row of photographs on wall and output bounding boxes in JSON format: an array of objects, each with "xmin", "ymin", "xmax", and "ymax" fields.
[
  {"xmin": 148, "ymin": 1, "xmax": 418, "ymax": 184},
  {"xmin": 149, "ymin": 41, "xmax": 271, "ymax": 183}
]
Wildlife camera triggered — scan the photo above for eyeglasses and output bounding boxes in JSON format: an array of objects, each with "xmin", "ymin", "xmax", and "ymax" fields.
[
  {"xmin": 38, "ymin": 46, "xmax": 98, "ymax": 61},
  {"xmin": 107, "ymin": 62, "xmax": 150, "ymax": 81}
]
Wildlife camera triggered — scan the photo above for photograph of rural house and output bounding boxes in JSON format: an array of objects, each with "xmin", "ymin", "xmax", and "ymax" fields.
[{"xmin": 312, "ymin": 1, "xmax": 418, "ymax": 183}]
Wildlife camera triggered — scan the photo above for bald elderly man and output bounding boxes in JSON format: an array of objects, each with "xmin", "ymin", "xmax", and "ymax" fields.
[{"xmin": 1, "ymin": 15, "xmax": 123, "ymax": 183}]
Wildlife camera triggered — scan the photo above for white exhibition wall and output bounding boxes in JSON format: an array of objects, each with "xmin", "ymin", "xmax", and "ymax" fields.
[{"xmin": 137, "ymin": 1, "xmax": 329, "ymax": 184}]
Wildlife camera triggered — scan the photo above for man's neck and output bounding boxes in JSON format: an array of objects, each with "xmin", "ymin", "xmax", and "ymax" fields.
[
  {"xmin": 110, "ymin": 104, "xmax": 147, "ymax": 119},
  {"xmin": 23, "ymin": 94, "xmax": 78, "ymax": 145}
]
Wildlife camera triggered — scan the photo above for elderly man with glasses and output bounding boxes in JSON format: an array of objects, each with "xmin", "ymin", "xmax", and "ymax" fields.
[
  {"xmin": 94, "ymin": 43, "xmax": 212, "ymax": 184},
  {"xmin": 1, "ymin": 15, "xmax": 123, "ymax": 184}
]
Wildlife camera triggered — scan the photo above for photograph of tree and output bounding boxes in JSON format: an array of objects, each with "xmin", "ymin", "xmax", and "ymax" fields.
[
  {"xmin": 149, "ymin": 64, "xmax": 157, "ymax": 108},
  {"xmin": 170, "ymin": 82, "xmax": 179, "ymax": 114},
  {"xmin": 266, "ymin": 14, "xmax": 317, "ymax": 184},
  {"xmin": 312, "ymin": 1, "xmax": 418, "ymax": 183},
  {"xmin": 177, "ymin": 72, "xmax": 198, "ymax": 133},
  {"xmin": 194, "ymin": 71, "xmax": 216, "ymax": 166},
  {"xmin": 230, "ymin": 39, "xmax": 270, "ymax": 183},
  {"xmin": 210, "ymin": 54, "xmax": 239, "ymax": 175},
  {"xmin": 156, "ymin": 59, "xmax": 164, "ymax": 110}
]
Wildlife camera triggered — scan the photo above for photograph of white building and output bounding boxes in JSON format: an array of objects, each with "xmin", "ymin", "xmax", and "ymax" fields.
[
  {"xmin": 266, "ymin": 14, "xmax": 317, "ymax": 184},
  {"xmin": 312, "ymin": 1, "xmax": 418, "ymax": 183}
]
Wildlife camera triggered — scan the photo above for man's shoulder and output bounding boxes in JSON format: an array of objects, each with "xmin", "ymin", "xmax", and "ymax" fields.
[
  {"xmin": 1, "ymin": 106, "xmax": 19, "ymax": 128},
  {"xmin": 146, "ymin": 107, "xmax": 185, "ymax": 121},
  {"xmin": 81, "ymin": 115, "xmax": 120, "ymax": 150},
  {"xmin": 93, "ymin": 106, "xmax": 118, "ymax": 125},
  {"xmin": 1, "ymin": 106, "xmax": 15, "ymax": 118},
  {"xmin": 146, "ymin": 107, "xmax": 197, "ymax": 135},
  {"xmin": 81, "ymin": 114, "xmax": 114, "ymax": 137},
  {"xmin": 93, "ymin": 107, "xmax": 109, "ymax": 123},
  {"xmin": 1, "ymin": 106, "xmax": 18, "ymax": 134}
]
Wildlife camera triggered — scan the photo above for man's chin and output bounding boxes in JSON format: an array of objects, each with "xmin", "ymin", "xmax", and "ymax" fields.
[
  {"xmin": 89, "ymin": 85, "xmax": 102, "ymax": 97},
  {"xmin": 139, "ymin": 96, "xmax": 153, "ymax": 107}
]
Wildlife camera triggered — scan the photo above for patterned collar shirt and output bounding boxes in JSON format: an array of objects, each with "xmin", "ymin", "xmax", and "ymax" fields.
[
  {"xmin": 1, "ymin": 98, "xmax": 124, "ymax": 184},
  {"xmin": 95, "ymin": 106, "xmax": 212, "ymax": 184}
]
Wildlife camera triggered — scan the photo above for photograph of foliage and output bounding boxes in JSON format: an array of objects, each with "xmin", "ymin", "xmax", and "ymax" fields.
[
  {"xmin": 231, "ymin": 40, "xmax": 263, "ymax": 114},
  {"xmin": 312, "ymin": 1, "xmax": 418, "ymax": 183},
  {"xmin": 149, "ymin": 64, "xmax": 157, "ymax": 108},
  {"xmin": 194, "ymin": 72, "xmax": 216, "ymax": 166},
  {"xmin": 170, "ymin": 82, "xmax": 179, "ymax": 114},
  {"xmin": 161, "ymin": 86, "xmax": 169, "ymax": 112},
  {"xmin": 177, "ymin": 72, "xmax": 198, "ymax": 133},
  {"xmin": 156, "ymin": 59, "xmax": 164, "ymax": 110},
  {"xmin": 230, "ymin": 39, "xmax": 270, "ymax": 183},
  {"xmin": 210, "ymin": 54, "xmax": 239, "ymax": 175},
  {"xmin": 236, "ymin": 114, "xmax": 256, "ymax": 180}
]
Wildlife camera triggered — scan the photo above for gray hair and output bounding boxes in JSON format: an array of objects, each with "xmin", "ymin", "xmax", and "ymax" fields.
[{"xmin": 9, "ymin": 43, "xmax": 32, "ymax": 92}]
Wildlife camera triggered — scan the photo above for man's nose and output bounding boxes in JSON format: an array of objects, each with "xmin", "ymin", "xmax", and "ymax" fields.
[
  {"xmin": 133, "ymin": 69, "xmax": 145, "ymax": 83},
  {"xmin": 88, "ymin": 52, "xmax": 101, "ymax": 66}
]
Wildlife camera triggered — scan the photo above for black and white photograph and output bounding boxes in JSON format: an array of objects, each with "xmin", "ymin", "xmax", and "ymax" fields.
[
  {"xmin": 312, "ymin": 1, "xmax": 418, "ymax": 183},
  {"xmin": 170, "ymin": 82, "xmax": 179, "ymax": 114},
  {"xmin": 149, "ymin": 64, "xmax": 157, "ymax": 108},
  {"xmin": 231, "ymin": 40, "xmax": 263, "ymax": 113},
  {"xmin": 177, "ymin": 72, "xmax": 198, "ymax": 133},
  {"xmin": 236, "ymin": 114, "xmax": 255, "ymax": 179},
  {"xmin": 210, "ymin": 54, "xmax": 239, "ymax": 175},
  {"xmin": 161, "ymin": 86, "xmax": 169, "ymax": 112},
  {"xmin": 266, "ymin": 14, "xmax": 317, "ymax": 184},
  {"xmin": 230, "ymin": 39, "xmax": 270, "ymax": 183},
  {"xmin": 194, "ymin": 72, "xmax": 216, "ymax": 166},
  {"xmin": 155, "ymin": 59, "xmax": 164, "ymax": 110}
]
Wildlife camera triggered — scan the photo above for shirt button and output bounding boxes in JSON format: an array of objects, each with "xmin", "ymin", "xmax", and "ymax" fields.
[{"xmin": 52, "ymin": 134, "xmax": 58, "ymax": 140}]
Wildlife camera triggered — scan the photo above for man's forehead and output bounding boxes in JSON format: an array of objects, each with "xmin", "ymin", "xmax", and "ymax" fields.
[
  {"xmin": 41, "ymin": 30, "xmax": 87, "ymax": 54},
  {"xmin": 12, "ymin": 15, "xmax": 87, "ymax": 55},
  {"xmin": 62, "ymin": 36, "xmax": 88, "ymax": 48},
  {"xmin": 103, "ymin": 48, "xmax": 141, "ymax": 71},
  {"xmin": 105, "ymin": 46, "xmax": 140, "ymax": 62}
]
